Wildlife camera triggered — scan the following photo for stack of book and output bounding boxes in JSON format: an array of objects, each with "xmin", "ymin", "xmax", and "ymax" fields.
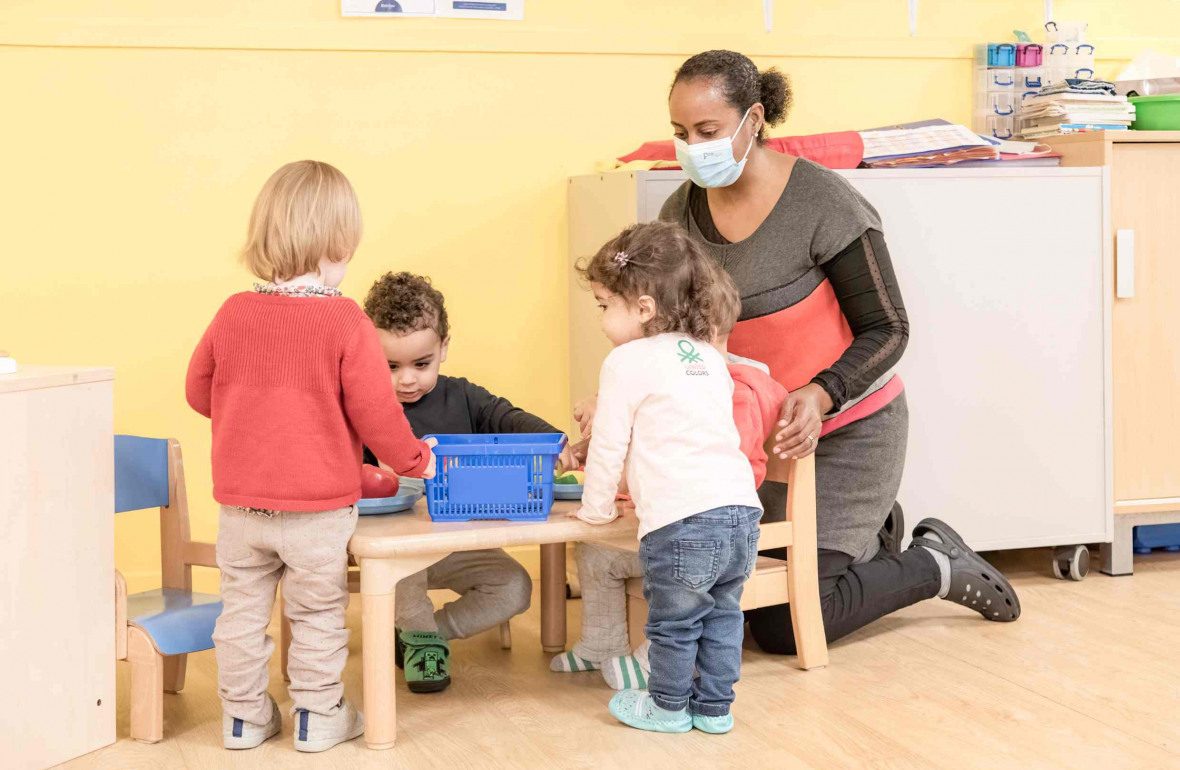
[
  {"xmin": 859, "ymin": 122, "xmax": 999, "ymax": 168},
  {"xmin": 1019, "ymin": 79, "xmax": 1136, "ymax": 138},
  {"xmin": 954, "ymin": 137, "xmax": 1061, "ymax": 167}
]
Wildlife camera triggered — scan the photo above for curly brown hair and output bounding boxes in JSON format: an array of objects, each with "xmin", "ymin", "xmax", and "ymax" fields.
[
  {"xmin": 577, "ymin": 221, "xmax": 717, "ymax": 343},
  {"xmin": 671, "ymin": 50, "xmax": 793, "ymax": 142},
  {"xmin": 710, "ymin": 261, "xmax": 742, "ymax": 336},
  {"xmin": 363, "ymin": 272, "xmax": 450, "ymax": 339}
]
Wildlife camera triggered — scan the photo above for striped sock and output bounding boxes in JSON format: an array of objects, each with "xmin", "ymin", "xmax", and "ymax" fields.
[
  {"xmin": 550, "ymin": 651, "xmax": 599, "ymax": 673},
  {"xmin": 601, "ymin": 654, "xmax": 650, "ymax": 690}
]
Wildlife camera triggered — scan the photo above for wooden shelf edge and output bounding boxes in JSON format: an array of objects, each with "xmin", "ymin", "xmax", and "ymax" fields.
[{"xmin": 1115, "ymin": 501, "xmax": 1180, "ymax": 515}]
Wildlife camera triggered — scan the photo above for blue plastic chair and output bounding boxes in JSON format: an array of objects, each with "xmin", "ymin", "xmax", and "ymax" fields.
[{"xmin": 115, "ymin": 436, "xmax": 221, "ymax": 743}]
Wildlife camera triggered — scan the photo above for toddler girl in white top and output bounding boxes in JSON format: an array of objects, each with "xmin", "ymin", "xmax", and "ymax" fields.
[{"xmin": 575, "ymin": 221, "xmax": 762, "ymax": 735}]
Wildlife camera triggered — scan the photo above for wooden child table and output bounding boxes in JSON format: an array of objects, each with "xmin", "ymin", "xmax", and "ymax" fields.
[{"xmin": 348, "ymin": 499, "xmax": 638, "ymax": 749}]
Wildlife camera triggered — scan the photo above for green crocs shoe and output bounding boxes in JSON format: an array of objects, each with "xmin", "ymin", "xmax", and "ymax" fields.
[
  {"xmin": 608, "ymin": 691, "xmax": 691, "ymax": 733},
  {"xmin": 692, "ymin": 713, "xmax": 734, "ymax": 734},
  {"xmin": 398, "ymin": 629, "xmax": 451, "ymax": 693}
]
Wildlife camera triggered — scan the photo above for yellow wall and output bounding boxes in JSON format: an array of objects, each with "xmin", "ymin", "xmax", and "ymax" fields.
[{"xmin": 3, "ymin": 1, "xmax": 1178, "ymax": 591}]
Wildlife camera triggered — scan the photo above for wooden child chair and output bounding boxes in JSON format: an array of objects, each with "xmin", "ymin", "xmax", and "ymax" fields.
[
  {"xmin": 624, "ymin": 451, "xmax": 829, "ymax": 670},
  {"xmin": 114, "ymin": 436, "xmax": 222, "ymax": 743}
]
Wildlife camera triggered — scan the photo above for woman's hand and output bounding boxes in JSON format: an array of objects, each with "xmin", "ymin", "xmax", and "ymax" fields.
[
  {"xmin": 573, "ymin": 395, "xmax": 598, "ymax": 439},
  {"xmin": 773, "ymin": 384, "xmax": 832, "ymax": 460}
]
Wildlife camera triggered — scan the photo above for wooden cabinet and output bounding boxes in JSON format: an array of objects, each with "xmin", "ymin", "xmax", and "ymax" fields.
[
  {"xmin": 569, "ymin": 168, "xmax": 1112, "ymax": 564},
  {"xmin": 1046, "ymin": 131, "xmax": 1180, "ymax": 574},
  {"xmin": 1, "ymin": 365, "xmax": 116, "ymax": 768}
]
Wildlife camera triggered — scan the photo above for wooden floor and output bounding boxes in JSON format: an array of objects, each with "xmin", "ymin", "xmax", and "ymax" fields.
[{"xmin": 64, "ymin": 548, "xmax": 1180, "ymax": 770}]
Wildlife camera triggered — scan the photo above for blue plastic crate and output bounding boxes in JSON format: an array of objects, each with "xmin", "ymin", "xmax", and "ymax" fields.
[
  {"xmin": 1132, "ymin": 523, "xmax": 1180, "ymax": 555},
  {"xmin": 424, "ymin": 434, "xmax": 567, "ymax": 522}
]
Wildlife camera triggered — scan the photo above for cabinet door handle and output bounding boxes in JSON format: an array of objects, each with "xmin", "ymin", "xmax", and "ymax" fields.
[{"xmin": 1116, "ymin": 229, "xmax": 1135, "ymax": 298}]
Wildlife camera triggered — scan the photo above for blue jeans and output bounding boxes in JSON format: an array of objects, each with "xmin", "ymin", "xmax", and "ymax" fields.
[{"xmin": 639, "ymin": 505, "xmax": 762, "ymax": 716}]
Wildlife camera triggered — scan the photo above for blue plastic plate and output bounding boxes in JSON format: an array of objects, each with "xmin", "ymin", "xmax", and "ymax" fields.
[
  {"xmin": 357, "ymin": 478, "xmax": 425, "ymax": 516},
  {"xmin": 553, "ymin": 483, "xmax": 584, "ymax": 501}
]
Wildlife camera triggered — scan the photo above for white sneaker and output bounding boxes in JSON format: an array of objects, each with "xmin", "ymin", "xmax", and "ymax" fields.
[
  {"xmin": 292, "ymin": 698, "xmax": 365, "ymax": 753},
  {"xmin": 223, "ymin": 696, "xmax": 281, "ymax": 750}
]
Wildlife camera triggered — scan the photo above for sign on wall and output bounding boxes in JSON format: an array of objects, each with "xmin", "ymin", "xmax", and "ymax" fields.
[{"xmin": 341, "ymin": 0, "xmax": 524, "ymax": 19}]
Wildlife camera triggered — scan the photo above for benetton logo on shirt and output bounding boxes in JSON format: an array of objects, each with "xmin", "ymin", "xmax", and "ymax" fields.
[{"xmin": 677, "ymin": 340, "xmax": 709, "ymax": 376}]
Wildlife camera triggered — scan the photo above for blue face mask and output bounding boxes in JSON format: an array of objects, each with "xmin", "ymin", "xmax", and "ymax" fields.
[{"xmin": 674, "ymin": 106, "xmax": 755, "ymax": 188}]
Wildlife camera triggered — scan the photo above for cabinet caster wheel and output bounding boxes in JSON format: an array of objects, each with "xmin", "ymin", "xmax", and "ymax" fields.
[{"xmin": 1052, "ymin": 545, "xmax": 1089, "ymax": 581}]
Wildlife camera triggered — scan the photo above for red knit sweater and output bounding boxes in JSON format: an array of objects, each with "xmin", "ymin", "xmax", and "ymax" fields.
[
  {"xmin": 186, "ymin": 292, "xmax": 431, "ymax": 511},
  {"xmin": 729, "ymin": 363, "xmax": 790, "ymax": 489}
]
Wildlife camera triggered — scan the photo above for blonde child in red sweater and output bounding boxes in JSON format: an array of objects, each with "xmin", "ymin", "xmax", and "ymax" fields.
[{"xmin": 186, "ymin": 160, "xmax": 436, "ymax": 753}]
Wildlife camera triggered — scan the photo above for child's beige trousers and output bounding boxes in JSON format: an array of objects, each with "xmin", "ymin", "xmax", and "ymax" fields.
[
  {"xmin": 213, "ymin": 504, "xmax": 358, "ymax": 725},
  {"xmin": 572, "ymin": 542, "xmax": 644, "ymax": 662},
  {"xmin": 394, "ymin": 549, "xmax": 533, "ymax": 639}
]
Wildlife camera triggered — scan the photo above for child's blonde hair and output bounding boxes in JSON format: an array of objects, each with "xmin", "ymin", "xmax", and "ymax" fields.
[
  {"xmin": 242, "ymin": 160, "xmax": 362, "ymax": 283},
  {"xmin": 577, "ymin": 221, "xmax": 717, "ymax": 342},
  {"xmin": 711, "ymin": 263, "xmax": 742, "ymax": 337}
]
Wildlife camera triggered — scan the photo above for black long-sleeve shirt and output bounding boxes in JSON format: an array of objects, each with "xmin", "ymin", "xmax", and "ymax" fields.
[
  {"xmin": 808, "ymin": 230, "xmax": 909, "ymax": 412},
  {"xmin": 362, "ymin": 374, "xmax": 560, "ymax": 465}
]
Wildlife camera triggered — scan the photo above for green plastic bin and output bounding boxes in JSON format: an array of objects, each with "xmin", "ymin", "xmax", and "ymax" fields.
[{"xmin": 1129, "ymin": 94, "xmax": 1180, "ymax": 130}]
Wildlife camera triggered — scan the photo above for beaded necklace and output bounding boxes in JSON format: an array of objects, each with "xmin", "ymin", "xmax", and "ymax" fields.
[{"xmin": 253, "ymin": 283, "xmax": 342, "ymax": 298}]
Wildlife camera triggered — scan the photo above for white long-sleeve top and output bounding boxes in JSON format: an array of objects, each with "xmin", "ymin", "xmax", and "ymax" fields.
[{"xmin": 577, "ymin": 333, "xmax": 763, "ymax": 540}]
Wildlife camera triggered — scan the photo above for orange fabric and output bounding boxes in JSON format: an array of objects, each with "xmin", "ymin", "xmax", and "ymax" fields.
[
  {"xmin": 617, "ymin": 131, "xmax": 864, "ymax": 170},
  {"xmin": 727, "ymin": 279, "xmax": 855, "ymax": 393},
  {"xmin": 728, "ymin": 363, "xmax": 790, "ymax": 488},
  {"xmin": 729, "ymin": 365, "xmax": 904, "ymax": 477}
]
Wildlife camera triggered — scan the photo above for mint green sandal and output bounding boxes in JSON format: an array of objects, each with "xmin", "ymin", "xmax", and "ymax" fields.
[{"xmin": 608, "ymin": 691, "xmax": 691, "ymax": 733}]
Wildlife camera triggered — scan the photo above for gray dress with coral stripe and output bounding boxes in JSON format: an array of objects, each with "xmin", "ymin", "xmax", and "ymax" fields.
[{"xmin": 660, "ymin": 158, "xmax": 946, "ymax": 656}]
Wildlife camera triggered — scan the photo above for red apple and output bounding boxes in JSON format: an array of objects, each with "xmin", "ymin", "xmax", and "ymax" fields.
[{"xmin": 361, "ymin": 464, "xmax": 400, "ymax": 498}]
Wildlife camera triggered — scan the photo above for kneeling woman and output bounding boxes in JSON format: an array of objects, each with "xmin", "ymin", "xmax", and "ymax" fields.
[{"xmin": 657, "ymin": 50, "xmax": 1021, "ymax": 654}]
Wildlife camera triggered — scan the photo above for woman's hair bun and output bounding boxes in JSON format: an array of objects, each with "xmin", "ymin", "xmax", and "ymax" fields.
[
  {"xmin": 759, "ymin": 68, "xmax": 791, "ymax": 126},
  {"xmin": 672, "ymin": 51, "xmax": 793, "ymax": 139}
]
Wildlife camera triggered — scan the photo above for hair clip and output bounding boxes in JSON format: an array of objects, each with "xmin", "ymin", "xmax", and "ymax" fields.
[{"xmin": 613, "ymin": 251, "xmax": 630, "ymax": 267}]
